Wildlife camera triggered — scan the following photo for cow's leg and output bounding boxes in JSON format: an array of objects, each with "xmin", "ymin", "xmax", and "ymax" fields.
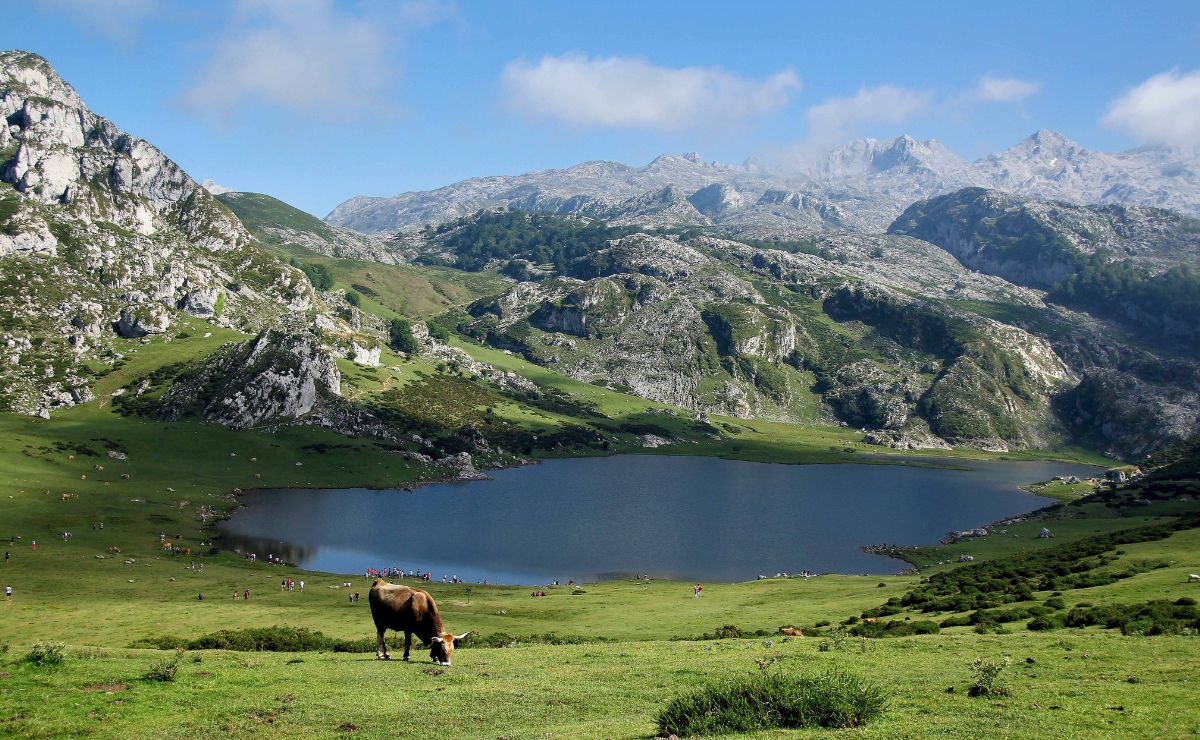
[
  {"xmin": 403, "ymin": 631, "xmax": 413, "ymax": 661},
  {"xmin": 376, "ymin": 626, "xmax": 390, "ymax": 660}
]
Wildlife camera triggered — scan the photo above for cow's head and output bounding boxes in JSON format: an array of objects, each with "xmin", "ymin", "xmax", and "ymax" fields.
[{"xmin": 429, "ymin": 632, "xmax": 470, "ymax": 666}]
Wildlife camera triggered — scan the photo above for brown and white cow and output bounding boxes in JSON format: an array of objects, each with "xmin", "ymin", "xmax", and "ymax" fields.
[{"xmin": 368, "ymin": 579, "xmax": 470, "ymax": 665}]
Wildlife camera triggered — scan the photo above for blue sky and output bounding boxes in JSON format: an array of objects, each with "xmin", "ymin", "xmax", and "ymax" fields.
[{"xmin": 6, "ymin": 1, "xmax": 1200, "ymax": 216}]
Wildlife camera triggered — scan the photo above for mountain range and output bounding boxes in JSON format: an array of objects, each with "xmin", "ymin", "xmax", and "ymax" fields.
[
  {"xmin": 2, "ymin": 50, "xmax": 1198, "ymax": 463},
  {"xmin": 325, "ymin": 131, "xmax": 1200, "ymax": 237}
]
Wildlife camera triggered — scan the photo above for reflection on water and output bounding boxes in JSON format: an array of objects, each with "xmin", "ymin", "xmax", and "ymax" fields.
[{"xmin": 218, "ymin": 454, "xmax": 1097, "ymax": 585}]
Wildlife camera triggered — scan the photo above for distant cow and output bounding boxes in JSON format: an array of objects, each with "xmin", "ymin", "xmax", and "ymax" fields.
[
  {"xmin": 778, "ymin": 627, "xmax": 804, "ymax": 637},
  {"xmin": 1190, "ymin": 574, "xmax": 1200, "ymax": 582},
  {"xmin": 368, "ymin": 579, "xmax": 470, "ymax": 665}
]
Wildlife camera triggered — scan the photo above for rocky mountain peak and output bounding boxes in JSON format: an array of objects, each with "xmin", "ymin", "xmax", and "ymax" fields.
[
  {"xmin": 0, "ymin": 50, "xmax": 84, "ymax": 109},
  {"xmin": 812, "ymin": 135, "xmax": 968, "ymax": 179}
]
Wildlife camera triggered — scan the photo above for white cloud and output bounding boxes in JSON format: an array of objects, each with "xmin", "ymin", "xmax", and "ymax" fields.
[
  {"xmin": 183, "ymin": 0, "xmax": 447, "ymax": 122},
  {"xmin": 973, "ymin": 75, "xmax": 1041, "ymax": 103},
  {"xmin": 1103, "ymin": 69, "xmax": 1200, "ymax": 149},
  {"xmin": 502, "ymin": 54, "xmax": 801, "ymax": 130},
  {"xmin": 37, "ymin": 0, "xmax": 155, "ymax": 41},
  {"xmin": 804, "ymin": 85, "xmax": 931, "ymax": 145}
]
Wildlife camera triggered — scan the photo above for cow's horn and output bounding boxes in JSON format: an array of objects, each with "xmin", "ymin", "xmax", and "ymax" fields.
[
  {"xmin": 431, "ymin": 636, "xmax": 443, "ymax": 643},
  {"xmin": 455, "ymin": 632, "xmax": 471, "ymax": 641}
]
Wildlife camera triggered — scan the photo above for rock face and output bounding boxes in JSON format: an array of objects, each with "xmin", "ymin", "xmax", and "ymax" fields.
[
  {"xmin": 889, "ymin": 187, "xmax": 1200, "ymax": 289},
  {"xmin": 159, "ymin": 330, "xmax": 341, "ymax": 429},
  {"xmin": 115, "ymin": 304, "xmax": 171, "ymax": 338},
  {"xmin": 325, "ymin": 131, "xmax": 1200, "ymax": 236},
  {"xmin": 0, "ymin": 51, "xmax": 324, "ymax": 416}
]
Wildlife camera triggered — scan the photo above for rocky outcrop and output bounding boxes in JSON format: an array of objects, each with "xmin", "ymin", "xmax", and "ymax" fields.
[
  {"xmin": 159, "ymin": 330, "xmax": 341, "ymax": 429},
  {"xmin": 0, "ymin": 51, "xmax": 333, "ymax": 415},
  {"xmin": 115, "ymin": 303, "xmax": 171, "ymax": 338},
  {"xmin": 888, "ymin": 187, "xmax": 1200, "ymax": 289},
  {"xmin": 1058, "ymin": 369, "xmax": 1200, "ymax": 459}
]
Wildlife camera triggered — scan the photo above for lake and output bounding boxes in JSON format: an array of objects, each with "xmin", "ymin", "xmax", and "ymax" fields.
[{"xmin": 217, "ymin": 454, "xmax": 1098, "ymax": 584}]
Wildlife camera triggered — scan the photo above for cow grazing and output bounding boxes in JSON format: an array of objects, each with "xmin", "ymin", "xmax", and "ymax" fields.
[
  {"xmin": 368, "ymin": 579, "xmax": 470, "ymax": 665},
  {"xmin": 1189, "ymin": 574, "xmax": 1200, "ymax": 582},
  {"xmin": 778, "ymin": 627, "xmax": 804, "ymax": 637}
]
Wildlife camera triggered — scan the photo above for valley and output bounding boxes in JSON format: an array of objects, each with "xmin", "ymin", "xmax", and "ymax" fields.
[{"xmin": 0, "ymin": 47, "xmax": 1198, "ymax": 739}]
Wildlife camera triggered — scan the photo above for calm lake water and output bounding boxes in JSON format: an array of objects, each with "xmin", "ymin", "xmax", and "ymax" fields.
[{"xmin": 217, "ymin": 455, "xmax": 1098, "ymax": 584}]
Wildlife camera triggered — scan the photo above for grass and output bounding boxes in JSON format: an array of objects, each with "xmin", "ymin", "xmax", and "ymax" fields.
[{"xmin": 0, "ymin": 632, "xmax": 1195, "ymax": 737}]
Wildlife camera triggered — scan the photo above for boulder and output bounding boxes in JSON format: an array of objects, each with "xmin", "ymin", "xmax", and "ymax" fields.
[{"xmin": 115, "ymin": 304, "xmax": 171, "ymax": 338}]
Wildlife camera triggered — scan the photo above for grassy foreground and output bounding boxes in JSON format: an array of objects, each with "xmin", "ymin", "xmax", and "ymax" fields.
[{"xmin": 1, "ymin": 631, "xmax": 1196, "ymax": 738}]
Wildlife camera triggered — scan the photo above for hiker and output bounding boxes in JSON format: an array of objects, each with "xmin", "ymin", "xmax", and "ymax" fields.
[
  {"xmin": 281, "ymin": 579, "xmax": 287, "ymax": 591},
  {"xmin": 30, "ymin": 540, "xmax": 36, "ymax": 551},
  {"xmin": 196, "ymin": 593, "xmax": 204, "ymax": 601},
  {"xmin": 243, "ymin": 589, "xmax": 250, "ymax": 600},
  {"xmin": 4, "ymin": 585, "xmax": 11, "ymax": 600},
  {"xmin": 3, "ymin": 551, "xmax": 8, "ymax": 562},
  {"xmin": 694, "ymin": 583, "xmax": 702, "ymax": 599},
  {"xmin": 298, "ymin": 580, "xmax": 304, "ymax": 591},
  {"xmin": 233, "ymin": 591, "xmax": 238, "ymax": 600}
]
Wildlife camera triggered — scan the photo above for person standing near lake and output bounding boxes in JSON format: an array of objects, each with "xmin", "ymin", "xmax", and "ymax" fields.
[{"xmin": 694, "ymin": 583, "xmax": 702, "ymax": 599}]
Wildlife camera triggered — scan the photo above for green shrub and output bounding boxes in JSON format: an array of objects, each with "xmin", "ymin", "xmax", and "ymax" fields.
[
  {"xmin": 27, "ymin": 640, "xmax": 66, "ymax": 666},
  {"xmin": 345, "ymin": 290, "xmax": 361, "ymax": 307},
  {"xmin": 968, "ymin": 657, "xmax": 1011, "ymax": 697},
  {"xmin": 657, "ymin": 670, "xmax": 888, "ymax": 735},
  {"xmin": 1026, "ymin": 616, "xmax": 1059, "ymax": 631},
  {"xmin": 145, "ymin": 650, "xmax": 184, "ymax": 681},
  {"xmin": 1063, "ymin": 599, "xmax": 1200, "ymax": 635},
  {"xmin": 388, "ymin": 318, "xmax": 420, "ymax": 354},
  {"xmin": 849, "ymin": 620, "xmax": 939, "ymax": 637}
]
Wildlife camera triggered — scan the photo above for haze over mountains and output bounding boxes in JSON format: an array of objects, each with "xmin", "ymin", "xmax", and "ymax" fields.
[{"xmin": 326, "ymin": 131, "xmax": 1200, "ymax": 236}]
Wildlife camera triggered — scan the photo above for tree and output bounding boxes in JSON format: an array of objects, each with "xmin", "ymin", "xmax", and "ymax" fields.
[
  {"xmin": 345, "ymin": 290, "xmax": 361, "ymax": 307},
  {"xmin": 389, "ymin": 318, "xmax": 419, "ymax": 354}
]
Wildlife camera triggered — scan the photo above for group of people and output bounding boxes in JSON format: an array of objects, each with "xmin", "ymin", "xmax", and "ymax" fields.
[
  {"xmin": 365, "ymin": 567, "xmax": 459, "ymax": 583},
  {"xmin": 280, "ymin": 577, "xmax": 304, "ymax": 591}
]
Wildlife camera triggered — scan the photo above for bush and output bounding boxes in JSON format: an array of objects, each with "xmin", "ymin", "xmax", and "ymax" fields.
[
  {"xmin": 27, "ymin": 641, "xmax": 66, "ymax": 666},
  {"xmin": 849, "ymin": 620, "xmax": 939, "ymax": 638},
  {"xmin": 388, "ymin": 318, "xmax": 420, "ymax": 354},
  {"xmin": 345, "ymin": 290, "xmax": 361, "ymax": 307},
  {"xmin": 1026, "ymin": 616, "xmax": 1059, "ymax": 631},
  {"xmin": 145, "ymin": 650, "xmax": 184, "ymax": 681},
  {"xmin": 1063, "ymin": 599, "xmax": 1200, "ymax": 635},
  {"xmin": 656, "ymin": 670, "xmax": 888, "ymax": 735},
  {"xmin": 968, "ymin": 657, "xmax": 1011, "ymax": 697}
]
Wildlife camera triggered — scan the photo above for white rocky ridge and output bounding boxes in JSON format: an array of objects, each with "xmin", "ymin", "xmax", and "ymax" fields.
[
  {"xmin": 326, "ymin": 131, "xmax": 1200, "ymax": 235},
  {"xmin": 0, "ymin": 51, "xmax": 373, "ymax": 416}
]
